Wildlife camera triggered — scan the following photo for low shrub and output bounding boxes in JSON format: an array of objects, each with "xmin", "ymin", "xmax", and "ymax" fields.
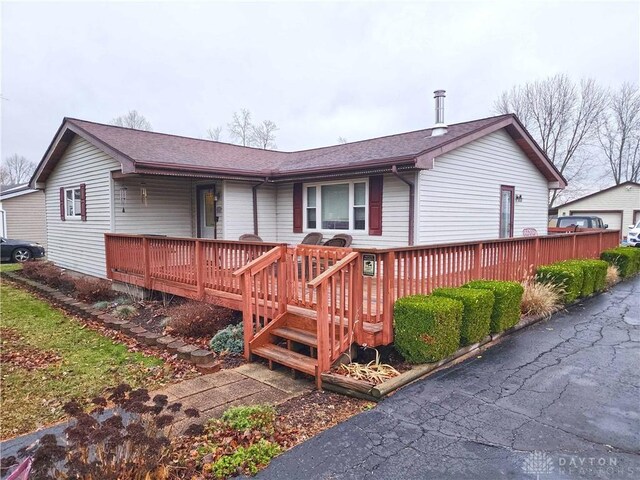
[
  {"xmin": 15, "ymin": 385, "xmax": 201, "ymax": 480},
  {"xmin": 167, "ymin": 301, "xmax": 239, "ymax": 338},
  {"xmin": 21, "ymin": 261, "xmax": 75, "ymax": 292},
  {"xmin": 556, "ymin": 259, "xmax": 608, "ymax": 296},
  {"xmin": 114, "ymin": 305, "xmax": 137, "ymax": 319},
  {"xmin": 393, "ymin": 295, "xmax": 462, "ymax": 363},
  {"xmin": 535, "ymin": 263, "xmax": 583, "ymax": 303},
  {"xmin": 221, "ymin": 405, "xmax": 276, "ymax": 432},
  {"xmin": 605, "ymin": 265, "xmax": 620, "ymax": 288},
  {"xmin": 463, "ymin": 280, "xmax": 524, "ymax": 333},
  {"xmin": 210, "ymin": 323, "xmax": 244, "ymax": 355},
  {"xmin": 601, "ymin": 247, "xmax": 640, "ymax": 278},
  {"xmin": 432, "ymin": 287, "xmax": 494, "ymax": 346},
  {"xmin": 73, "ymin": 277, "xmax": 116, "ymax": 303},
  {"xmin": 521, "ymin": 279, "xmax": 564, "ymax": 317},
  {"xmin": 209, "ymin": 439, "xmax": 281, "ymax": 478}
]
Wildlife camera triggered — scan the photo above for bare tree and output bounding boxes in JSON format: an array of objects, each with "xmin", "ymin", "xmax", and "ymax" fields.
[
  {"xmin": 110, "ymin": 110, "xmax": 153, "ymax": 131},
  {"xmin": 597, "ymin": 83, "xmax": 640, "ymax": 184},
  {"xmin": 252, "ymin": 120, "xmax": 279, "ymax": 149},
  {"xmin": 227, "ymin": 109, "xmax": 255, "ymax": 146},
  {"xmin": 495, "ymin": 74, "xmax": 607, "ymax": 206},
  {"xmin": 0, "ymin": 154, "xmax": 36, "ymax": 185},
  {"xmin": 337, "ymin": 136, "xmax": 348, "ymax": 144},
  {"xmin": 206, "ymin": 126, "xmax": 223, "ymax": 141}
]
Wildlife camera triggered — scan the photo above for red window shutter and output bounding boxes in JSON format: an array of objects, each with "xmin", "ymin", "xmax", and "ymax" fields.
[
  {"xmin": 59, "ymin": 187, "xmax": 66, "ymax": 221},
  {"xmin": 80, "ymin": 183, "xmax": 87, "ymax": 221},
  {"xmin": 368, "ymin": 175, "xmax": 383, "ymax": 236},
  {"xmin": 293, "ymin": 183, "xmax": 303, "ymax": 233}
]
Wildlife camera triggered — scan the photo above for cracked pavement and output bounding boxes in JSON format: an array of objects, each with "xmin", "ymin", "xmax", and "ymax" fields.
[{"xmin": 257, "ymin": 277, "xmax": 640, "ymax": 479}]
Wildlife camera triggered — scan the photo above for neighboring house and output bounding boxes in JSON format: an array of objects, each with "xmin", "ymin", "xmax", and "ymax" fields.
[
  {"xmin": 0, "ymin": 184, "xmax": 47, "ymax": 248},
  {"xmin": 30, "ymin": 105, "xmax": 566, "ymax": 278},
  {"xmin": 554, "ymin": 181, "xmax": 640, "ymax": 240}
]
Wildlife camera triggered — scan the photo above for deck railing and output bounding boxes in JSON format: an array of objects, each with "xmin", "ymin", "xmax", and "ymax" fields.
[
  {"xmin": 106, "ymin": 229, "xmax": 620, "ymax": 375},
  {"xmin": 104, "ymin": 234, "xmax": 279, "ymax": 304}
]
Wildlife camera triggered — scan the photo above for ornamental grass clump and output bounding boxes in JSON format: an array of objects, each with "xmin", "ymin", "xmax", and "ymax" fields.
[
  {"xmin": 535, "ymin": 263, "xmax": 583, "ymax": 303},
  {"xmin": 432, "ymin": 287, "xmax": 494, "ymax": 346},
  {"xmin": 520, "ymin": 278, "xmax": 564, "ymax": 317},
  {"xmin": 10, "ymin": 384, "xmax": 201, "ymax": 480},
  {"xmin": 337, "ymin": 349, "xmax": 400, "ymax": 385},
  {"xmin": 605, "ymin": 265, "xmax": 620, "ymax": 288},
  {"xmin": 394, "ymin": 295, "xmax": 463, "ymax": 363},
  {"xmin": 463, "ymin": 280, "xmax": 524, "ymax": 333}
]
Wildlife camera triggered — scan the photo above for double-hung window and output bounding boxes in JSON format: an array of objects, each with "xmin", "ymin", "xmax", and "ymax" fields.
[
  {"xmin": 304, "ymin": 180, "xmax": 367, "ymax": 231},
  {"xmin": 65, "ymin": 187, "xmax": 82, "ymax": 218}
]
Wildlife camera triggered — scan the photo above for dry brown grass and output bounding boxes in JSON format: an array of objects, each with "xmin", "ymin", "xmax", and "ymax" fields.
[
  {"xmin": 605, "ymin": 265, "xmax": 620, "ymax": 288},
  {"xmin": 521, "ymin": 279, "xmax": 565, "ymax": 318},
  {"xmin": 337, "ymin": 349, "xmax": 400, "ymax": 385}
]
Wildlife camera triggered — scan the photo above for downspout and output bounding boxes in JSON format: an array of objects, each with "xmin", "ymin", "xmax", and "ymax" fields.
[
  {"xmin": 391, "ymin": 165, "xmax": 415, "ymax": 246},
  {"xmin": 252, "ymin": 178, "xmax": 269, "ymax": 235}
]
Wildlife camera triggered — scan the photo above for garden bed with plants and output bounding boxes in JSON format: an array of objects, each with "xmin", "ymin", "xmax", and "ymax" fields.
[
  {"xmin": 14, "ymin": 261, "xmax": 247, "ymax": 370},
  {"xmin": 326, "ymin": 247, "xmax": 640, "ymax": 400}
]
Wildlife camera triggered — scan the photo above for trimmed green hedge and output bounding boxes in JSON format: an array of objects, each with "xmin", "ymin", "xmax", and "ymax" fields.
[
  {"xmin": 535, "ymin": 263, "xmax": 583, "ymax": 304},
  {"xmin": 463, "ymin": 280, "xmax": 524, "ymax": 333},
  {"xmin": 394, "ymin": 295, "xmax": 463, "ymax": 363},
  {"xmin": 558, "ymin": 259, "xmax": 609, "ymax": 296},
  {"xmin": 601, "ymin": 247, "xmax": 640, "ymax": 278},
  {"xmin": 432, "ymin": 287, "xmax": 493, "ymax": 346}
]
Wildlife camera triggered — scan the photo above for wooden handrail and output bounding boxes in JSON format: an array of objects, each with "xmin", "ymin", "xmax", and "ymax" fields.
[
  {"xmin": 104, "ymin": 232, "xmax": 280, "ymax": 247},
  {"xmin": 233, "ymin": 245, "xmax": 284, "ymax": 277},
  {"xmin": 307, "ymin": 251, "xmax": 360, "ymax": 288},
  {"xmin": 353, "ymin": 229, "xmax": 621, "ymax": 254}
]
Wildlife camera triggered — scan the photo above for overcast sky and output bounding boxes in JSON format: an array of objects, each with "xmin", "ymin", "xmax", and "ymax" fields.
[{"xmin": 1, "ymin": 0, "xmax": 638, "ymax": 169}]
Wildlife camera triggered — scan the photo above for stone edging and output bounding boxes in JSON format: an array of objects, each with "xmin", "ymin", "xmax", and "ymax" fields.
[{"xmin": 1, "ymin": 271, "xmax": 219, "ymax": 372}]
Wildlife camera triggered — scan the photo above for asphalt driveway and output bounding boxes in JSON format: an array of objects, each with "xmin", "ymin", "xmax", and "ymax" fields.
[{"xmin": 258, "ymin": 277, "xmax": 640, "ymax": 480}]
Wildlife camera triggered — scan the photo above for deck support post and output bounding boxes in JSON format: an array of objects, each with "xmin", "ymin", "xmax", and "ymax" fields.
[
  {"xmin": 316, "ymin": 282, "xmax": 329, "ymax": 387},
  {"xmin": 241, "ymin": 273, "xmax": 253, "ymax": 360},
  {"xmin": 277, "ymin": 245, "xmax": 287, "ymax": 316},
  {"xmin": 572, "ymin": 234, "xmax": 577, "ymax": 258},
  {"xmin": 382, "ymin": 251, "xmax": 395, "ymax": 345},
  {"xmin": 473, "ymin": 243, "xmax": 483, "ymax": 279},
  {"xmin": 142, "ymin": 237, "xmax": 151, "ymax": 289},
  {"xmin": 195, "ymin": 240, "xmax": 204, "ymax": 300}
]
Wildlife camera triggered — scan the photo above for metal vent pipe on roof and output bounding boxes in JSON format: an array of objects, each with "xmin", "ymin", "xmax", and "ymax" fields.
[{"xmin": 431, "ymin": 90, "xmax": 448, "ymax": 137}]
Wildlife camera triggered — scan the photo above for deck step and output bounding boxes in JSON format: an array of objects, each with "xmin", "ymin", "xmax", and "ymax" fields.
[
  {"xmin": 272, "ymin": 326, "xmax": 318, "ymax": 348},
  {"xmin": 252, "ymin": 344, "xmax": 317, "ymax": 376}
]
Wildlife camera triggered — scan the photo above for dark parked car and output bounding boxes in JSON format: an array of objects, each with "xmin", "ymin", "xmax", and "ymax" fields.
[
  {"xmin": 0, "ymin": 237, "xmax": 46, "ymax": 262},
  {"xmin": 556, "ymin": 216, "xmax": 608, "ymax": 229}
]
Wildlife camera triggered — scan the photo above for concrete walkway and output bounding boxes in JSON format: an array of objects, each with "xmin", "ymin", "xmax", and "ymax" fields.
[
  {"xmin": 257, "ymin": 277, "xmax": 640, "ymax": 480},
  {"xmin": 0, "ymin": 363, "xmax": 311, "ymax": 460}
]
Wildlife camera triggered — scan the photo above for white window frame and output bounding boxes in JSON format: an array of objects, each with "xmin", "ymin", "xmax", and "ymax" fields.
[
  {"xmin": 303, "ymin": 178, "xmax": 368, "ymax": 233},
  {"xmin": 64, "ymin": 187, "xmax": 82, "ymax": 219}
]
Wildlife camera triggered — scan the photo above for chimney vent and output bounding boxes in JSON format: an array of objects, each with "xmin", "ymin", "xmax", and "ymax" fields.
[{"xmin": 431, "ymin": 89, "xmax": 448, "ymax": 137}]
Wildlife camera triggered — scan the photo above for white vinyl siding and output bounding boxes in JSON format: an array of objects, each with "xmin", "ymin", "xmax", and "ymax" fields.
[
  {"xmin": 2, "ymin": 191, "xmax": 47, "ymax": 248},
  {"xmin": 276, "ymin": 173, "xmax": 413, "ymax": 248},
  {"xmin": 558, "ymin": 182, "xmax": 640, "ymax": 239},
  {"xmin": 113, "ymin": 176, "xmax": 194, "ymax": 237},
  {"xmin": 222, "ymin": 182, "xmax": 277, "ymax": 242},
  {"xmin": 45, "ymin": 136, "xmax": 120, "ymax": 278},
  {"xmin": 417, "ymin": 129, "xmax": 549, "ymax": 244}
]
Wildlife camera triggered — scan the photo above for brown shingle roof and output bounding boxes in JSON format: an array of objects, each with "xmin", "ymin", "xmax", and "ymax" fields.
[{"xmin": 33, "ymin": 113, "xmax": 566, "ymax": 186}]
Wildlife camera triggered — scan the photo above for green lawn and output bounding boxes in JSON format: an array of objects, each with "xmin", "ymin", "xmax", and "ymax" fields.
[{"xmin": 0, "ymin": 281, "xmax": 169, "ymax": 439}]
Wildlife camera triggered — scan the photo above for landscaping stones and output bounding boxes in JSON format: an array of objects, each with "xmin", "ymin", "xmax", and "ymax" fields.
[
  {"xmin": 0, "ymin": 270, "xmax": 220, "ymax": 370},
  {"xmin": 177, "ymin": 344, "xmax": 199, "ymax": 360},
  {"xmin": 191, "ymin": 349, "xmax": 214, "ymax": 365},
  {"xmin": 167, "ymin": 340, "xmax": 188, "ymax": 353},
  {"xmin": 140, "ymin": 332, "xmax": 161, "ymax": 346}
]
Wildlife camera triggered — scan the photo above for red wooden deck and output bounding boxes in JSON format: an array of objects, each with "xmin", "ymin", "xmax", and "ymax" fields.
[{"xmin": 105, "ymin": 230, "xmax": 620, "ymax": 385}]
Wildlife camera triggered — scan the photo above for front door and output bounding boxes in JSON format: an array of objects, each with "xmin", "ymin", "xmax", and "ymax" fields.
[
  {"xmin": 198, "ymin": 185, "xmax": 218, "ymax": 239},
  {"xmin": 499, "ymin": 185, "xmax": 514, "ymax": 238}
]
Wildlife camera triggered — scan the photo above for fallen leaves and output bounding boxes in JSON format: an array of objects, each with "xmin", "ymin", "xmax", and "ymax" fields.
[{"xmin": 0, "ymin": 327, "xmax": 62, "ymax": 371}]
